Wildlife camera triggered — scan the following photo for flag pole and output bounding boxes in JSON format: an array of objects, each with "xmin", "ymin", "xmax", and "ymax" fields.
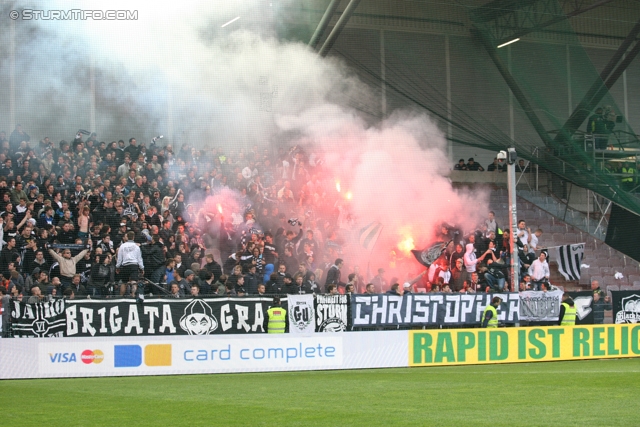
[{"xmin": 506, "ymin": 148, "xmax": 519, "ymax": 295}]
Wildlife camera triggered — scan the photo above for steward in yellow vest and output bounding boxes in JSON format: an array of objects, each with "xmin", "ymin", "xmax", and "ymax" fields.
[
  {"xmin": 560, "ymin": 294, "xmax": 577, "ymax": 326},
  {"xmin": 267, "ymin": 297, "xmax": 287, "ymax": 334},
  {"xmin": 481, "ymin": 297, "xmax": 502, "ymax": 328}
]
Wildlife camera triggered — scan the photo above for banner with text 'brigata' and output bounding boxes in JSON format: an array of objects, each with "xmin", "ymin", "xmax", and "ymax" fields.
[
  {"xmin": 409, "ymin": 325, "xmax": 640, "ymax": 366},
  {"xmin": 351, "ymin": 293, "xmax": 519, "ymax": 328},
  {"xmin": 64, "ymin": 297, "xmax": 288, "ymax": 337}
]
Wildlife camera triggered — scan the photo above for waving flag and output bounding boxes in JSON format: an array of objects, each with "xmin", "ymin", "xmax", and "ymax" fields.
[
  {"xmin": 358, "ymin": 222, "xmax": 383, "ymax": 251},
  {"xmin": 412, "ymin": 240, "xmax": 451, "ymax": 268},
  {"xmin": 547, "ymin": 243, "xmax": 585, "ymax": 281}
]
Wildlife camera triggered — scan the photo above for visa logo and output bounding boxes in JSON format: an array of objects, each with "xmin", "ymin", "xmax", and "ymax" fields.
[{"xmin": 49, "ymin": 353, "xmax": 77, "ymax": 363}]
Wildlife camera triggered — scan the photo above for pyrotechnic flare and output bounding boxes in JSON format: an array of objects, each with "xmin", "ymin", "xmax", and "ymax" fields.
[{"xmin": 398, "ymin": 237, "xmax": 415, "ymax": 254}]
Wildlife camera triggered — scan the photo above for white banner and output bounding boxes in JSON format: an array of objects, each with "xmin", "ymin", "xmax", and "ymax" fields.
[
  {"xmin": 519, "ymin": 290, "xmax": 563, "ymax": 322},
  {"xmin": 0, "ymin": 331, "xmax": 409, "ymax": 379},
  {"xmin": 287, "ymin": 294, "xmax": 315, "ymax": 334}
]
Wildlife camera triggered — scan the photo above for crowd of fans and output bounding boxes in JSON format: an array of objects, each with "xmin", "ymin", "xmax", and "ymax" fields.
[
  {"xmin": 454, "ymin": 157, "xmax": 531, "ymax": 173},
  {"xmin": 0, "ymin": 123, "xmax": 556, "ymax": 312}
]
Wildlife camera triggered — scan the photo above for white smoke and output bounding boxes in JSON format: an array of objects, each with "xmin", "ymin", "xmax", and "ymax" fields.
[{"xmin": 7, "ymin": 0, "xmax": 488, "ymax": 277}]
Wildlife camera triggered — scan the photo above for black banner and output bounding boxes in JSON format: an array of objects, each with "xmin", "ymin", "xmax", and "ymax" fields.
[
  {"xmin": 65, "ymin": 297, "xmax": 288, "ymax": 337},
  {"xmin": 315, "ymin": 294, "xmax": 349, "ymax": 332},
  {"xmin": 612, "ymin": 290, "xmax": 640, "ymax": 324},
  {"xmin": 351, "ymin": 293, "xmax": 519, "ymax": 328},
  {"xmin": 10, "ymin": 299, "xmax": 67, "ymax": 337},
  {"xmin": 567, "ymin": 291, "xmax": 595, "ymax": 325}
]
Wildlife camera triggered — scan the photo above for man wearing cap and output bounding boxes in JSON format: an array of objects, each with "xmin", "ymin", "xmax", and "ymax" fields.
[
  {"xmin": 27, "ymin": 184, "xmax": 39, "ymax": 202},
  {"xmin": 466, "ymin": 158, "xmax": 484, "ymax": 172},
  {"xmin": 403, "ymin": 282, "xmax": 413, "ymax": 295},
  {"xmin": 454, "ymin": 159, "xmax": 467, "ymax": 171}
]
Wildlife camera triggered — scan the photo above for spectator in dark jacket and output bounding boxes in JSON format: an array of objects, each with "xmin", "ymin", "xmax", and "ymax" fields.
[
  {"xmin": 141, "ymin": 235, "xmax": 166, "ymax": 283},
  {"xmin": 324, "ymin": 258, "xmax": 344, "ymax": 290},
  {"xmin": 244, "ymin": 265, "xmax": 260, "ymax": 295},
  {"xmin": 203, "ymin": 253, "xmax": 222, "ymax": 283}
]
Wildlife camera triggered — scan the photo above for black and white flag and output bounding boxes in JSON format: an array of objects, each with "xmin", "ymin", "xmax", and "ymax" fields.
[
  {"xmin": 547, "ymin": 243, "xmax": 584, "ymax": 281},
  {"xmin": 411, "ymin": 240, "xmax": 451, "ymax": 268},
  {"xmin": 10, "ymin": 299, "xmax": 67, "ymax": 337}
]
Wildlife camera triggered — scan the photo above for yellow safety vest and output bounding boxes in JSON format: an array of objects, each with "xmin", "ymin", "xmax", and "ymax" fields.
[
  {"xmin": 561, "ymin": 302, "xmax": 576, "ymax": 326},
  {"xmin": 622, "ymin": 167, "xmax": 634, "ymax": 183},
  {"xmin": 482, "ymin": 305, "xmax": 498, "ymax": 328},
  {"xmin": 267, "ymin": 306, "xmax": 287, "ymax": 334}
]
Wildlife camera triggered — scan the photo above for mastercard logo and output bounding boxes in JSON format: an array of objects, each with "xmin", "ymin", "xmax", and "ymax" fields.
[{"xmin": 81, "ymin": 349, "xmax": 104, "ymax": 365}]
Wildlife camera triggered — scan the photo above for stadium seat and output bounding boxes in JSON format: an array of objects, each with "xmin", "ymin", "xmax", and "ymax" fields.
[
  {"xmin": 593, "ymin": 258, "xmax": 610, "ymax": 268},
  {"xmin": 605, "ymin": 283, "xmax": 619, "ymax": 298},
  {"xmin": 627, "ymin": 274, "xmax": 640, "ymax": 284},
  {"xmin": 620, "ymin": 285, "xmax": 633, "ymax": 291},
  {"xmin": 632, "ymin": 282, "xmax": 640, "ymax": 290},
  {"xmin": 594, "ymin": 249, "xmax": 611, "ymax": 258},
  {"xmin": 623, "ymin": 265, "xmax": 639, "ymax": 276},
  {"xmin": 609, "ymin": 257, "xmax": 625, "ymax": 268},
  {"xmin": 604, "ymin": 277, "xmax": 619, "ymax": 288},
  {"xmin": 600, "ymin": 267, "xmax": 615, "ymax": 277}
]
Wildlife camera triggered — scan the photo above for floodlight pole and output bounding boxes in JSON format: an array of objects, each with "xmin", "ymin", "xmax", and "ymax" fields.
[{"xmin": 507, "ymin": 148, "xmax": 519, "ymax": 294}]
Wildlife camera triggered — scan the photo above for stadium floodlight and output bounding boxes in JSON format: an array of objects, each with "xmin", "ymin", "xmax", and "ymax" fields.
[{"xmin": 497, "ymin": 38, "xmax": 520, "ymax": 48}]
